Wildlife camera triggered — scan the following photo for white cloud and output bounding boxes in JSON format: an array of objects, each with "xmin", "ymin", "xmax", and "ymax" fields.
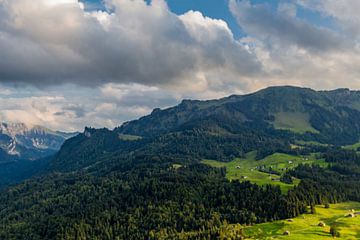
[
  {"xmin": 229, "ymin": 0, "xmax": 350, "ymax": 52},
  {"xmin": 228, "ymin": 0, "xmax": 360, "ymax": 91},
  {"xmin": 45, "ymin": 0, "xmax": 79, "ymax": 6},
  {"xmin": 2, "ymin": 0, "xmax": 360, "ymax": 131},
  {"xmin": 278, "ymin": 2, "xmax": 297, "ymax": 18},
  {"xmin": 297, "ymin": 0, "xmax": 360, "ymax": 37},
  {"xmin": 0, "ymin": 0, "xmax": 261, "ymax": 91},
  {"xmin": 0, "ymin": 83, "xmax": 181, "ymax": 131}
]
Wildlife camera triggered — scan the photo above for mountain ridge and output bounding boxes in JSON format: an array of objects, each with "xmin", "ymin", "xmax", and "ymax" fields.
[
  {"xmin": 114, "ymin": 86, "xmax": 360, "ymax": 145},
  {"xmin": 50, "ymin": 85, "xmax": 360, "ymax": 173}
]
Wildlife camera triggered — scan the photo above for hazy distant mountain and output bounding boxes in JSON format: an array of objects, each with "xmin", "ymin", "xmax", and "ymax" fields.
[{"xmin": 0, "ymin": 122, "xmax": 77, "ymax": 161}]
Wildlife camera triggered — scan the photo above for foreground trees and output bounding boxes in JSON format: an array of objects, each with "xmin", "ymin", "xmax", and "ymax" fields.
[{"xmin": 0, "ymin": 163, "xmax": 299, "ymax": 239}]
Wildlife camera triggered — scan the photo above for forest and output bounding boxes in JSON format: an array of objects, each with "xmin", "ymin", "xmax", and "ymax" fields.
[
  {"xmin": 2, "ymin": 87, "xmax": 360, "ymax": 239},
  {"xmin": 1, "ymin": 130, "xmax": 360, "ymax": 239}
]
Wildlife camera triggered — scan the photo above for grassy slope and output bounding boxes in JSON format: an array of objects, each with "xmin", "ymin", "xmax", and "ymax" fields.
[
  {"xmin": 343, "ymin": 141, "xmax": 360, "ymax": 151},
  {"xmin": 118, "ymin": 134, "xmax": 142, "ymax": 141},
  {"xmin": 295, "ymin": 140, "xmax": 329, "ymax": 147},
  {"xmin": 202, "ymin": 152, "xmax": 327, "ymax": 192},
  {"xmin": 244, "ymin": 202, "xmax": 360, "ymax": 240},
  {"xmin": 273, "ymin": 112, "xmax": 319, "ymax": 134}
]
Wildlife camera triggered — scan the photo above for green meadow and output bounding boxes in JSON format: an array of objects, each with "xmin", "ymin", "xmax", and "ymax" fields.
[
  {"xmin": 202, "ymin": 151, "xmax": 327, "ymax": 192},
  {"xmin": 244, "ymin": 202, "xmax": 360, "ymax": 239},
  {"xmin": 343, "ymin": 141, "xmax": 360, "ymax": 151},
  {"xmin": 295, "ymin": 140, "xmax": 329, "ymax": 147},
  {"xmin": 273, "ymin": 112, "xmax": 319, "ymax": 134},
  {"xmin": 118, "ymin": 134, "xmax": 142, "ymax": 141}
]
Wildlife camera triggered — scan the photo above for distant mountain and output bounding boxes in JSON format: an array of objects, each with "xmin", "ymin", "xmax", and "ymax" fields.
[
  {"xmin": 0, "ymin": 122, "xmax": 77, "ymax": 161},
  {"xmin": 0, "ymin": 122, "xmax": 77, "ymax": 187},
  {"xmin": 116, "ymin": 86, "xmax": 360, "ymax": 145}
]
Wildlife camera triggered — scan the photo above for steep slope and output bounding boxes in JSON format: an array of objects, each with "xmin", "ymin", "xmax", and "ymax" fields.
[{"xmin": 50, "ymin": 127, "xmax": 144, "ymax": 172}]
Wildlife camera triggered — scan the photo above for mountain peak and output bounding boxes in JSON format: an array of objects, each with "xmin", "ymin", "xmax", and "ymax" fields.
[
  {"xmin": 0, "ymin": 121, "xmax": 77, "ymax": 161},
  {"xmin": 252, "ymin": 85, "xmax": 316, "ymax": 96},
  {"xmin": 0, "ymin": 122, "xmax": 29, "ymax": 136}
]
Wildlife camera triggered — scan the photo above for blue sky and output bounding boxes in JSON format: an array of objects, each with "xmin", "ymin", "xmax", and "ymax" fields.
[
  {"xmin": 81, "ymin": 0, "xmax": 244, "ymax": 37},
  {"xmin": 82, "ymin": 0, "xmax": 335, "ymax": 39},
  {"xmin": 163, "ymin": 0, "xmax": 244, "ymax": 38}
]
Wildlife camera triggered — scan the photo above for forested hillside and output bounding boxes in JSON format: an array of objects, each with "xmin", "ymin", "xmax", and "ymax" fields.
[
  {"xmin": 117, "ymin": 86, "xmax": 360, "ymax": 145},
  {"xmin": 2, "ymin": 86, "xmax": 360, "ymax": 239}
]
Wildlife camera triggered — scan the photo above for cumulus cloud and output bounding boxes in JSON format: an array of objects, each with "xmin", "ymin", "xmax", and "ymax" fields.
[
  {"xmin": 0, "ymin": 83, "xmax": 184, "ymax": 131},
  {"xmin": 297, "ymin": 0, "xmax": 360, "ymax": 37},
  {"xmin": 229, "ymin": 0, "xmax": 350, "ymax": 53},
  {"xmin": 2, "ymin": 0, "xmax": 360, "ymax": 131},
  {"xmin": 228, "ymin": 0, "xmax": 360, "ymax": 91},
  {"xmin": 0, "ymin": 0, "xmax": 261, "ymax": 90}
]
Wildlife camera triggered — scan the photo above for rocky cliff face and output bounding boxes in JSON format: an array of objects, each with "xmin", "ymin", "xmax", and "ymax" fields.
[{"xmin": 0, "ymin": 122, "xmax": 77, "ymax": 161}]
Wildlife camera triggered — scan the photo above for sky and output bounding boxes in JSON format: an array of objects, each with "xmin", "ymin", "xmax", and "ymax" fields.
[{"xmin": 0, "ymin": 0, "xmax": 360, "ymax": 131}]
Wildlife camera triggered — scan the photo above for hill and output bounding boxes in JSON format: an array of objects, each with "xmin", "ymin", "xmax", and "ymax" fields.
[
  {"xmin": 117, "ymin": 86, "xmax": 360, "ymax": 145},
  {"xmin": 55, "ymin": 86, "xmax": 360, "ymax": 172}
]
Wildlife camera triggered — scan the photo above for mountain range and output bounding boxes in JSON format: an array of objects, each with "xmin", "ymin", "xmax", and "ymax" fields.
[
  {"xmin": 2, "ymin": 86, "xmax": 360, "ymax": 239},
  {"xmin": 0, "ymin": 122, "xmax": 76, "ymax": 162},
  {"xmin": 0, "ymin": 123, "xmax": 77, "ymax": 187},
  {"xmin": 49, "ymin": 86, "xmax": 360, "ymax": 172},
  {"xmin": 117, "ymin": 86, "xmax": 360, "ymax": 144}
]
